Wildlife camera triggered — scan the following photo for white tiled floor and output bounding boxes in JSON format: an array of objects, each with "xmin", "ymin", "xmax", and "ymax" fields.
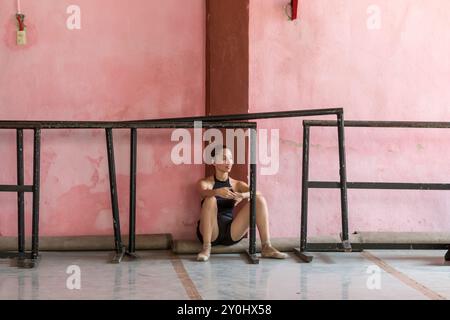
[{"xmin": 0, "ymin": 250, "xmax": 449, "ymax": 300}]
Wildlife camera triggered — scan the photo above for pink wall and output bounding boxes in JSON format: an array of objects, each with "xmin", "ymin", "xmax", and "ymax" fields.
[
  {"xmin": 0, "ymin": 0, "xmax": 205, "ymax": 238},
  {"xmin": 250, "ymin": 0, "xmax": 450, "ymax": 237},
  {"xmin": 2, "ymin": 0, "xmax": 450, "ymax": 241}
]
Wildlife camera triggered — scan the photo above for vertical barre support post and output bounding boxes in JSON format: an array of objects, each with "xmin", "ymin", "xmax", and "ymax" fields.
[
  {"xmin": 295, "ymin": 123, "xmax": 313, "ymax": 262},
  {"xmin": 17, "ymin": 129, "xmax": 25, "ymax": 254},
  {"xmin": 337, "ymin": 111, "xmax": 351, "ymax": 251},
  {"xmin": 128, "ymin": 128, "xmax": 138, "ymax": 256},
  {"xmin": 31, "ymin": 128, "xmax": 41, "ymax": 261},
  {"xmin": 106, "ymin": 128, "xmax": 126, "ymax": 263},
  {"xmin": 246, "ymin": 127, "xmax": 259, "ymax": 264}
]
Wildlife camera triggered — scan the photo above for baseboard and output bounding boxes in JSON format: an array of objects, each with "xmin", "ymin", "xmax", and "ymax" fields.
[{"xmin": 0, "ymin": 234, "xmax": 172, "ymax": 251}]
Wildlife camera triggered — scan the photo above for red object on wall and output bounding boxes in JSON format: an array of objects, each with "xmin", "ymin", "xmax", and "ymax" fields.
[
  {"xmin": 16, "ymin": 14, "xmax": 26, "ymax": 31},
  {"xmin": 291, "ymin": 0, "xmax": 298, "ymax": 20}
]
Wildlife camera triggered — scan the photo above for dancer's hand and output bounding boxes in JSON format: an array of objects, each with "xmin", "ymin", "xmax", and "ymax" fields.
[
  {"xmin": 215, "ymin": 187, "xmax": 237, "ymax": 199},
  {"xmin": 233, "ymin": 192, "xmax": 245, "ymax": 206}
]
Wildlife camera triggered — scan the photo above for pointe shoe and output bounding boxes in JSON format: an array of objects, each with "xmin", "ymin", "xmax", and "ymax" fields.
[
  {"xmin": 197, "ymin": 245, "xmax": 211, "ymax": 262},
  {"xmin": 197, "ymin": 252, "xmax": 210, "ymax": 262},
  {"xmin": 261, "ymin": 244, "xmax": 288, "ymax": 259}
]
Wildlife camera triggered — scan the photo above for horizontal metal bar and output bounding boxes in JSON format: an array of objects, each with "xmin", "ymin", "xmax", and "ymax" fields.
[
  {"xmin": 305, "ymin": 243, "xmax": 450, "ymax": 251},
  {"xmin": 309, "ymin": 181, "xmax": 450, "ymax": 191},
  {"xmin": 304, "ymin": 120, "xmax": 450, "ymax": 129},
  {"xmin": 0, "ymin": 107, "xmax": 342, "ymax": 129},
  {"xmin": 0, "ymin": 185, "xmax": 33, "ymax": 192},
  {"xmin": 0, "ymin": 121, "xmax": 257, "ymax": 130},
  {"xmin": 124, "ymin": 108, "xmax": 343, "ymax": 124}
]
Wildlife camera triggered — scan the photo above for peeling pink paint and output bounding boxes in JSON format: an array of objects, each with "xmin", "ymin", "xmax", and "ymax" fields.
[
  {"xmin": 2, "ymin": 0, "xmax": 450, "ymax": 241},
  {"xmin": 0, "ymin": 0, "xmax": 205, "ymax": 238},
  {"xmin": 250, "ymin": 0, "xmax": 450, "ymax": 237}
]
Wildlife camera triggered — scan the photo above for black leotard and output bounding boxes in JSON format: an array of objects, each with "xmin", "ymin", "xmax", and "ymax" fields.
[{"xmin": 196, "ymin": 175, "xmax": 245, "ymax": 246}]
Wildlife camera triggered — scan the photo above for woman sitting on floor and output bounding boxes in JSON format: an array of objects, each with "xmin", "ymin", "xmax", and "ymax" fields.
[{"xmin": 195, "ymin": 146, "xmax": 287, "ymax": 261}]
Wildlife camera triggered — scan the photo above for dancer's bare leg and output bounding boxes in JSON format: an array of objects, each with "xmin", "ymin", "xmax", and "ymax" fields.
[
  {"xmin": 197, "ymin": 196, "xmax": 219, "ymax": 261},
  {"xmin": 230, "ymin": 193, "xmax": 288, "ymax": 259}
]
